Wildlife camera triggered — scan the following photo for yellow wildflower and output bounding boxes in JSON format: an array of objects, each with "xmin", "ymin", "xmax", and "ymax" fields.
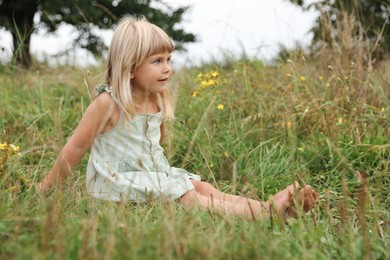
[
  {"xmin": 300, "ymin": 76, "xmax": 306, "ymax": 81},
  {"xmin": 217, "ymin": 104, "xmax": 224, "ymax": 110},
  {"xmin": 196, "ymin": 72, "xmax": 203, "ymax": 81},
  {"xmin": 0, "ymin": 142, "xmax": 21, "ymax": 157},
  {"xmin": 210, "ymin": 70, "xmax": 219, "ymax": 77},
  {"xmin": 10, "ymin": 144, "xmax": 19, "ymax": 152},
  {"xmin": 200, "ymin": 80, "xmax": 208, "ymax": 88},
  {"xmin": 193, "ymin": 69, "xmax": 225, "ymax": 98},
  {"xmin": 207, "ymin": 79, "xmax": 215, "ymax": 86}
]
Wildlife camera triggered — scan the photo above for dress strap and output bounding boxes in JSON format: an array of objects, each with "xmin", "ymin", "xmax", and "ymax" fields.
[{"xmin": 95, "ymin": 84, "xmax": 120, "ymax": 105}]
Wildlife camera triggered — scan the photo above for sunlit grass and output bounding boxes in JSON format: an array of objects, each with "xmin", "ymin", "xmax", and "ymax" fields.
[{"xmin": 0, "ymin": 56, "xmax": 389, "ymax": 259}]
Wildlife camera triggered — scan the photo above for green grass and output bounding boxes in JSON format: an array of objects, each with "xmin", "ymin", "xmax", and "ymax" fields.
[{"xmin": 0, "ymin": 55, "xmax": 389, "ymax": 259}]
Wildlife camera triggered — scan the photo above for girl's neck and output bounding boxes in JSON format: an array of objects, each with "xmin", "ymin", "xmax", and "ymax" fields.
[{"xmin": 133, "ymin": 91, "xmax": 159, "ymax": 114}]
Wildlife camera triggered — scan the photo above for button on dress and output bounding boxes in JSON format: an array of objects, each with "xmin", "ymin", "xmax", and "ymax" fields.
[{"xmin": 86, "ymin": 86, "xmax": 201, "ymax": 202}]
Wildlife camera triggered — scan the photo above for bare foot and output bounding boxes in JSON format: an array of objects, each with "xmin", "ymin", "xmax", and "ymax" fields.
[
  {"xmin": 266, "ymin": 182, "xmax": 298, "ymax": 218},
  {"xmin": 287, "ymin": 185, "xmax": 318, "ymax": 217}
]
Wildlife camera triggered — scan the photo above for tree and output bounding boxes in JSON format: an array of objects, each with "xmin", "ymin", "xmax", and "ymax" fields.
[
  {"xmin": 287, "ymin": 0, "xmax": 390, "ymax": 61},
  {"xmin": 0, "ymin": 0, "xmax": 196, "ymax": 68}
]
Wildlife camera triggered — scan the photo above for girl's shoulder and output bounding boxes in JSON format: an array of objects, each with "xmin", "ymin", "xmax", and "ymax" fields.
[
  {"xmin": 94, "ymin": 84, "xmax": 121, "ymax": 110},
  {"xmin": 94, "ymin": 91, "xmax": 116, "ymax": 107},
  {"xmin": 91, "ymin": 92, "xmax": 121, "ymax": 134}
]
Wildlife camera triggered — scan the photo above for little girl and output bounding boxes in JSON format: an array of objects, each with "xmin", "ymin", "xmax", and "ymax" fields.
[{"xmin": 38, "ymin": 16, "xmax": 317, "ymax": 219}]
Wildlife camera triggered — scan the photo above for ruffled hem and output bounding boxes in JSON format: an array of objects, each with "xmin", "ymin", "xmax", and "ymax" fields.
[{"xmin": 86, "ymin": 159, "xmax": 201, "ymax": 202}]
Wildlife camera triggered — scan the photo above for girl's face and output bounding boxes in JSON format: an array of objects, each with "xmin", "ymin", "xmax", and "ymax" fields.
[{"xmin": 131, "ymin": 52, "xmax": 172, "ymax": 96}]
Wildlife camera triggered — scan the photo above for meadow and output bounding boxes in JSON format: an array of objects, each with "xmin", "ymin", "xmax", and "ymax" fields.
[{"xmin": 0, "ymin": 51, "xmax": 389, "ymax": 259}]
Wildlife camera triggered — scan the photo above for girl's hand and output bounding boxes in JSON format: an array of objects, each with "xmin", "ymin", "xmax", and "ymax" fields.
[{"xmin": 35, "ymin": 181, "xmax": 51, "ymax": 195}]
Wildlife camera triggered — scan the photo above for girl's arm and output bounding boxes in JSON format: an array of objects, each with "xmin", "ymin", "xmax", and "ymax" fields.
[{"xmin": 38, "ymin": 94, "xmax": 116, "ymax": 193}]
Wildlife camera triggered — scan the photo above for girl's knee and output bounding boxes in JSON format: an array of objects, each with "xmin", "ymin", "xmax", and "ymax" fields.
[
  {"xmin": 179, "ymin": 190, "xmax": 199, "ymax": 205},
  {"xmin": 194, "ymin": 181, "xmax": 216, "ymax": 195},
  {"xmin": 190, "ymin": 179, "xmax": 201, "ymax": 187},
  {"xmin": 179, "ymin": 190, "xmax": 212, "ymax": 209}
]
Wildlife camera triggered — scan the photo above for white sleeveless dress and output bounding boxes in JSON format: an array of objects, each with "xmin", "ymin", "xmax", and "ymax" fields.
[{"xmin": 86, "ymin": 85, "xmax": 201, "ymax": 202}]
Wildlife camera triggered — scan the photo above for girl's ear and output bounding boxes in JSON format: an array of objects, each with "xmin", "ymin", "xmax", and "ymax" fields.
[{"xmin": 130, "ymin": 67, "xmax": 135, "ymax": 79}]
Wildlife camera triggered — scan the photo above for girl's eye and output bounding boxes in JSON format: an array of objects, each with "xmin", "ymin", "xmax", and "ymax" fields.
[{"xmin": 153, "ymin": 59, "xmax": 161, "ymax": 64}]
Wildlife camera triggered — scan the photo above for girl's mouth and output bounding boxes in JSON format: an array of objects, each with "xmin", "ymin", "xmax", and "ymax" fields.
[{"xmin": 158, "ymin": 78, "xmax": 168, "ymax": 83}]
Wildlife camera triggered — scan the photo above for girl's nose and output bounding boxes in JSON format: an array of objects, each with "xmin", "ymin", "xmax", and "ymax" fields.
[{"xmin": 163, "ymin": 62, "xmax": 171, "ymax": 73}]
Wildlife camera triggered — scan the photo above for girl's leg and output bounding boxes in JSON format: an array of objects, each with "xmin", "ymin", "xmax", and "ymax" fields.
[
  {"xmin": 187, "ymin": 180, "xmax": 317, "ymax": 218},
  {"xmin": 180, "ymin": 182, "xmax": 296, "ymax": 219},
  {"xmin": 190, "ymin": 180, "xmax": 264, "ymax": 204}
]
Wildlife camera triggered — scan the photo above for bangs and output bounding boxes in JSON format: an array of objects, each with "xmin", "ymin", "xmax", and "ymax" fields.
[
  {"xmin": 109, "ymin": 17, "xmax": 174, "ymax": 70},
  {"xmin": 145, "ymin": 25, "xmax": 174, "ymax": 57}
]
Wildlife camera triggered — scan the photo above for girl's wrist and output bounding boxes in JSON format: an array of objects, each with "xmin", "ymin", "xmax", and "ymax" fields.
[{"xmin": 37, "ymin": 177, "xmax": 53, "ymax": 194}]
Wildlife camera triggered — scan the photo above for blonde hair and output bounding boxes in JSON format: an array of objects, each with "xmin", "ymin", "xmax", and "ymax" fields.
[{"xmin": 105, "ymin": 15, "xmax": 174, "ymax": 121}]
